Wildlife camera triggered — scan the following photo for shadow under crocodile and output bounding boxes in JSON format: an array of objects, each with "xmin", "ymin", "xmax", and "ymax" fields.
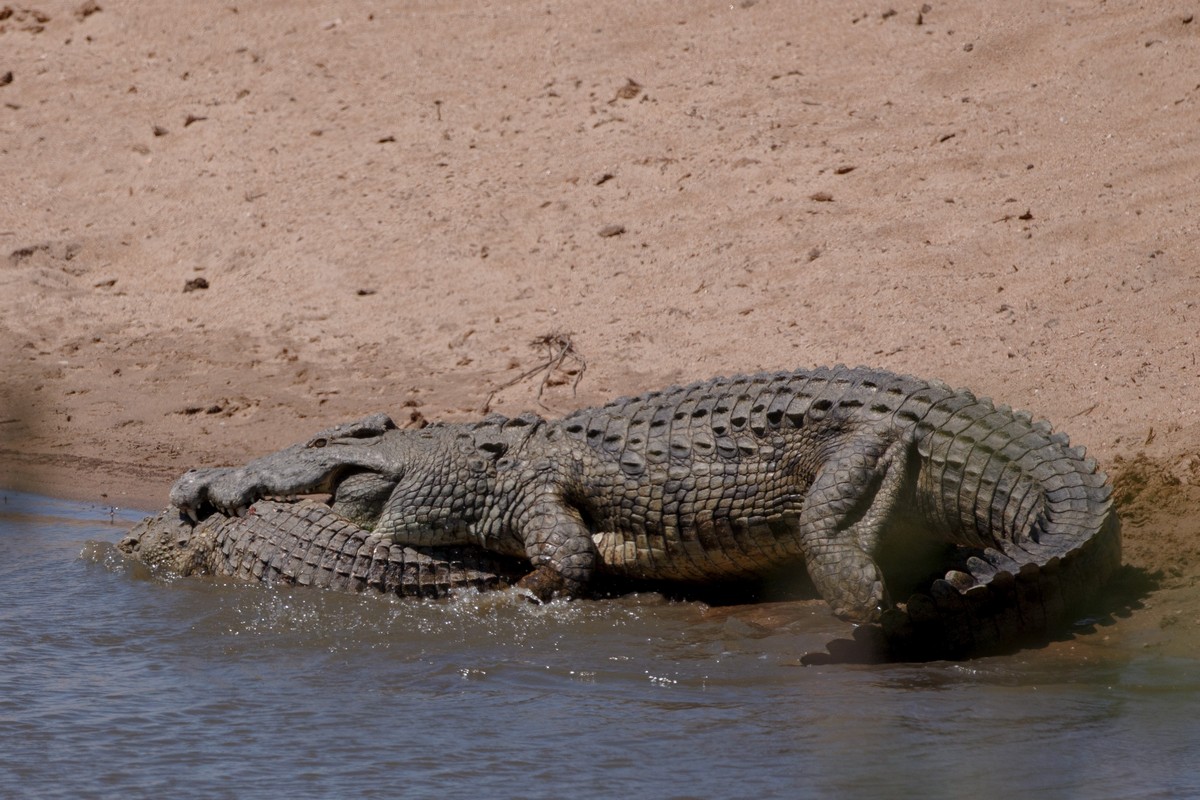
[{"xmin": 119, "ymin": 499, "xmax": 1152, "ymax": 665}]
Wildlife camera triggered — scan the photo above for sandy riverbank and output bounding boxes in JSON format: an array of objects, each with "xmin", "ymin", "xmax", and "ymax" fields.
[{"xmin": 3, "ymin": 1, "xmax": 1199, "ymax": 651}]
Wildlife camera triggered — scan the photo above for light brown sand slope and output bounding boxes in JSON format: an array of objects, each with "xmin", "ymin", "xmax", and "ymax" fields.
[{"xmin": 2, "ymin": 1, "xmax": 1198, "ymax": 655}]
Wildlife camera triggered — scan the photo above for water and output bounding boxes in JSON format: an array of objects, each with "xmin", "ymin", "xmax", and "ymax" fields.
[{"xmin": 1, "ymin": 489, "xmax": 1197, "ymax": 799}]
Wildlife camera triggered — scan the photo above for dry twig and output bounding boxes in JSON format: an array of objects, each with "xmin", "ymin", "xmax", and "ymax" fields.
[{"xmin": 483, "ymin": 333, "xmax": 586, "ymax": 412}]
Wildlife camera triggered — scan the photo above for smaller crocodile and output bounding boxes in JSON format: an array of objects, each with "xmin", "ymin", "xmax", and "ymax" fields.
[{"xmin": 120, "ymin": 499, "xmax": 523, "ymax": 597}]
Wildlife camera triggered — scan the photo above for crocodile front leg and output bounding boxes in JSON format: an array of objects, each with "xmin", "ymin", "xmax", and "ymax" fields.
[{"xmin": 510, "ymin": 483, "xmax": 598, "ymax": 601}]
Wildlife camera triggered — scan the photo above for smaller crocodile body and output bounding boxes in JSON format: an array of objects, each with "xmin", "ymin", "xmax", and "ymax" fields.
[
  {"xmin": 120, "ymin": 499, "xmax": 521, "ymax": 597},
  {"xmin": 148, "ymin": 365, "xmax": 1121, "ymax": 659}
]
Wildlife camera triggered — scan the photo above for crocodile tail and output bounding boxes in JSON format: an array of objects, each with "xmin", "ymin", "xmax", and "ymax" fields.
[{"xmin": 884, "ymin": 388, "xmax": 1121, "ymax": 659}]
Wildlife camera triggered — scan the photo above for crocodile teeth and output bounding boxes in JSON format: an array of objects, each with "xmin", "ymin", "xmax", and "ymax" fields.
[
  {"xmin": 184, "ymin": 507, "xmax": 199, "ymax": 523},
  {"xmin": 235, "ymin": 506, "xmax": 249, "ymax": 518}
]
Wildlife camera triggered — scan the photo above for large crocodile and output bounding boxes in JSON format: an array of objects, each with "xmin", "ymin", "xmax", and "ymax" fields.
[{"xmin": 149, "ymin": 365, "xmax": 1120, "ymax": 659}]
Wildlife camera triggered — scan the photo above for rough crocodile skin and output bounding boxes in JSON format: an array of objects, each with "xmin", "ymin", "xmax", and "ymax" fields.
[
  {"xmin": 150, "ymin": 365, "xmax": 1120, "ymax": 659},
  {"xmin": 120, "ymin": 499, "xmax": 518, "ymax": 597}
]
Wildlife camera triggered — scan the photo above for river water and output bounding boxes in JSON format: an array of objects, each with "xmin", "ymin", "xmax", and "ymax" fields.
[{"xmin": 1, "ymin": 489, "xmax": 1197, "ymax": 799}]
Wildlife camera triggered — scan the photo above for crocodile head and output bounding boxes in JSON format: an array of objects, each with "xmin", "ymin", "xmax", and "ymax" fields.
[
  {"xmin": 118, "ymin": 507, "xmax": 211, "ymax": 576},
  {"xmin": 166, "ymin": 411, "xmax": 541, "ymax": 540},
  {"xmin": 168, "ymin": 413, "xmax": 404, "ymax": 528}
]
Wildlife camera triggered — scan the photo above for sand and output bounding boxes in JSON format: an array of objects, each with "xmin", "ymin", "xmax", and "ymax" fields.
[{"xmin": 2, "ymin": 1, "xmax": 1198, "ymax": 652}]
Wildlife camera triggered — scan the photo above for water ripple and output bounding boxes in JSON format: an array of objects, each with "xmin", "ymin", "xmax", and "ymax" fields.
[{"xmin": 0, "ymin": 491, "xmax": 1197, "ymax": 800}]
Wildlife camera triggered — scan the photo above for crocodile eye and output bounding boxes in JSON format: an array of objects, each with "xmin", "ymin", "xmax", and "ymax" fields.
[{"xmin": 309, "ymin": 437, "xmax": 328, "ymax": 448}]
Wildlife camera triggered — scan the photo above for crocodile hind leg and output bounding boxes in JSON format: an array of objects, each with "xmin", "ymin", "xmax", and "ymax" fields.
[{"xmin": 798, "ymin": 434, "xmax": 912, "ymax": 622}]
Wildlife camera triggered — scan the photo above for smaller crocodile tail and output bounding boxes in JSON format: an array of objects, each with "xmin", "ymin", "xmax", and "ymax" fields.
[{"xmin": 884, "ymin": 388, "xmax": 1120, "ymax": 659}]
